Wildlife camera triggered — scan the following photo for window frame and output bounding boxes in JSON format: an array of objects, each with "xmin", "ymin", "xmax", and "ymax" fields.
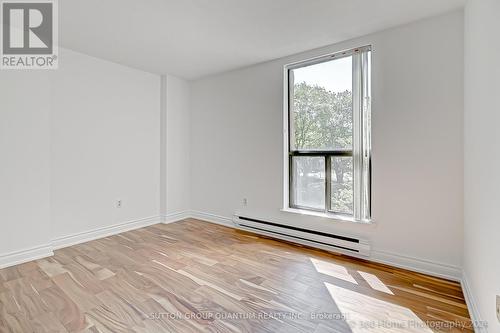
[{"xmin": 284, "ymin": 46, "xmax": 372, "ymax": 222}]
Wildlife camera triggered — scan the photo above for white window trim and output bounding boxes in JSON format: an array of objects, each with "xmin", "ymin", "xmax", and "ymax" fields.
[
  {"xmin": 280, "ymin": 207, "xmax": 364, "ymax": 224},
  {"xmin": 282, "ymin": 46, "xmax": 372, "ymax": 223}
]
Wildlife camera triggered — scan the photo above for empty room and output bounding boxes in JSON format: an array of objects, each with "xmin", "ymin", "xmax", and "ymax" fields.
[{"xmin": 0, "ymin": 0, "xmax": 499, "ymax": 332}]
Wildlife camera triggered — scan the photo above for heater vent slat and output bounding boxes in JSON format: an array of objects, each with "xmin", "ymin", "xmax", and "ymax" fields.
[{"xmin": 238, "ymin": 216, "xmax": 359, "ymax": 243}]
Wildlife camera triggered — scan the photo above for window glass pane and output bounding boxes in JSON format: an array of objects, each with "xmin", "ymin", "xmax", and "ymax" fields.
[
  {"xmin": 291, "ymin": 156, "xmax": 325, "ymax": 210},
  {"xmin": 290, "ymin": 56, "xmax": 353, "ymax": 151},
  {"xmin": 331, "ymin": 156, "xmax": 353, "ymax": 215}
]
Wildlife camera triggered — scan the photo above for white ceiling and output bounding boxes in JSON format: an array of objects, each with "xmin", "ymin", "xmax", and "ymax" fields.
[{"xmin": 60, "ymin": 0, "xmax": 465, "ymax": 79}]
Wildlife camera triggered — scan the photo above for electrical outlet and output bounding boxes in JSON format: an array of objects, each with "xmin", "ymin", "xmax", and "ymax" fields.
[
  {"xmin": 496, "ymin": 295, "xmax": 500, "ymax": 322},
  {"xmin": 116, "ymin": 200, "xmax": 122, "ymax": 208},
  {"xmin": 242, "ymin": 198, "xmax": 248, "ymax": 206}
]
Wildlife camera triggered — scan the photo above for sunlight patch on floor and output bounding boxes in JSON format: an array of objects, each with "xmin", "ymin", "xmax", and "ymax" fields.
[
  {"xmin": 310, "ymin": 258, "xmax": 357, "ymax": 284},
  {"xmin": 325, "ymin": 282, "xmax": 433, "ymax": 333},
  {"xmin": 358, "ymin": 271, "xmax": 394, "ymax": 295}
]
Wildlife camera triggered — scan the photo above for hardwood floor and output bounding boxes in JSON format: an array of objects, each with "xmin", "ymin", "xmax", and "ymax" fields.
[{"xmin": 0, "ymin": 219, "xmax": 472, "ymax": 332}]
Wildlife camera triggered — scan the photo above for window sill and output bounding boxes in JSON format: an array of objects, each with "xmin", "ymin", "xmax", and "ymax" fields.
[{"xmin": 281, "ymin": 207, "xmax": 372, "ymax": 224}]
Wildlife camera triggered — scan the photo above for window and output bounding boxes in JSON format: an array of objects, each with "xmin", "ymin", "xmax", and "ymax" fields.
[{"xmin": 285, "ymin": 46, "xmax": 371, "ymax": 222}]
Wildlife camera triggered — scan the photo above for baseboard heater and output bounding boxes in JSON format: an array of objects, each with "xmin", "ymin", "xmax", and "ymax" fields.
[{"xmin": 232, "ymin": 215, "xmax": 370, "ymax": 257}]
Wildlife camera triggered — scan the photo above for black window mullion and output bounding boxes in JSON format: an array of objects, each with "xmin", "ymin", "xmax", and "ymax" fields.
[
  {"xmin": 325, "ymin": 155, "xmax": 331, "ymax": 212},
  {"xmin": 289, "ymin": 154, "xmax": 294, "ymax": 208},
  {"xmin": 289, "ymin": 150, "xmax": 352, "ymax": 157}
]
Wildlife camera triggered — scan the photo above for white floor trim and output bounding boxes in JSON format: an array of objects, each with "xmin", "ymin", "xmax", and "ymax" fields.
[
  {"xmin": 52, "ymin": 215, "xmax": 161, "ymax": 250},
  {"xmin": 162, "ymin": 211, "xmax": 191, "ymax": 224},
  {"xmin": 0, "ymin": 243, "xmax": 54, "ymax": 269},
  {"xmin": 1, "ymin": 215, "xmax": 163, "ymax": 269},
  {"xmin": 189, "ymin": 210, "xmax": 234, "ymax": 227},
  {"xmin": 461, "ymin": 271, "xmax": 487, "ymax": 333},
  {"xmin": 371, "ymin": 250, "xmax": 462, "ymax": 282}
]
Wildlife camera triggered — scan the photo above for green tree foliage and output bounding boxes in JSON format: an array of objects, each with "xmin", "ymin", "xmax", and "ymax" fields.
[
  {"xmin": 292, "ymin": 82, "xmax": 354, "ymax": 214},
  {"xmin": 292, "ymin": 82, "xmax": 352, "ymax": 151}
]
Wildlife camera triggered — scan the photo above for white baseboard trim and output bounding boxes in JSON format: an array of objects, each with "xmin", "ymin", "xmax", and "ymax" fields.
[
  {"xmin": 189, "ymin": 210, "xmax": 234, "ymax": 227},
  {"xmin": 370, "ymin": 250, "xmax": 462, "ymax": 282},
  {"xmin": 461, "ymin": 272, "xmax": 487, "ymax": 333},
  {"xmin": 162, "ymin": 211, "xmax": 191, "ymax": 224},
  {"xmin": 0, "ymin": 243, "xmax": 54, "ymax": 269},
  {"xmin": 52, "ymin": 215, "xmax": 161, "ymax": 250},
  {"xmin": 1, "ymin": 215, "xmax": 164, "ymax": 269}
]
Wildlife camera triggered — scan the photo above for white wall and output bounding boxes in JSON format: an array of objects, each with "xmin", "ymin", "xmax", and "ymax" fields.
[
  {"xmin": 161, "ymin": 75, "xmax": 191, "ymax": 218},
  {"xmin": 464, "ymin": 0, "xmax": 500, "ymax": 331},
  {"xmin": 50, "ymin": 48, "xmax": 161, "ymax": 241},
  {"xmin": 190, "ymin": 11, "xmax": 464, "ymax": 279},
  {"xmin": 0, "ymin": 72, "xmax": 53, "ymax": 266},
  {"xmin": 1, "ymin": 48, "xmax": 163, "ymax": 265},
  {"xmin": 0, "ymin": 47, "xmax": 194, "ymax": 265}
]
